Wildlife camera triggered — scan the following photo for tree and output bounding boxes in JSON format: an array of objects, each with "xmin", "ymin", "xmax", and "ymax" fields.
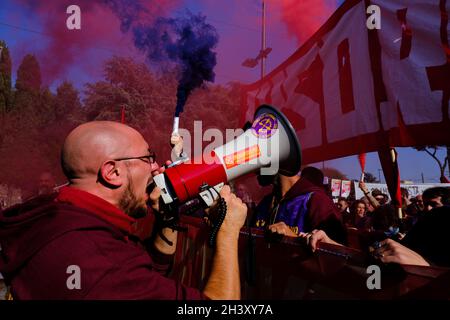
[
  {"xmin": 15, "ymin": 54, "xmax": 41, "ymax": 93},
  {"xmin": 83, "ymin": 57, "xmax": 163, "ymax": 125},
  {"xmin": 0, "ymin": 40, "xmax": 12, "ymax": 114},
  {"xmin": 13, "ymin": 54, "xmax": 42, "ymax": 122},
  {"xmin": 363, "ymin": 172, "xmax": 379, "ymax": 183},
  {"xmin": 54, "ymin": 81, "xmax": 81, "ymax": 121},
  {"xmin": 0, "ymin": 51, "xmax": 84, "ymax": 191},
  {"xmin": 414, "ymin": 146, "xmax": 449, "ymax": 181},
  {"xmin": 322, "ymin": 167, "xmax": 348, "ymax": 180}
]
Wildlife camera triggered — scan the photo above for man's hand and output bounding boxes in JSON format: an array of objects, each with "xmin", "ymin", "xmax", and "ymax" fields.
[
  {"xmin": 147, "ymin": 160, "xmax": 179, "ymax": 254},
  {"xmin": 268, "ymin": 221, "xmax": 298, "ymax": 237},
  {"xmin": 148, "ymin": 161, "xmax": 171, "ymax": 212},
  {"xmin": 203, "ymin": 185, "xmax": 247, "ymax": 300},
  {"xmin": 170, "ymin": 133, "xmax": 184, "ymax": 160},
  {"xmin": 217, "ymin": 185, "xmax": 247, "ymax": 239},
  {"xmin": 148, "ymin": 186, "xmax": 162, "ymax": 212},
  {"xmin": 373, "ymin": 239, "xmax": 430, "ymax": 266},
  {"xmin": 298, "ymin": 229, "xmax": 342, "ymax": 252},
  {"xmin": 359, "ymin": 180, "xmax": 369, "ymax": 194},
  {"xmin": 151, "ymin": 160, "xmax": 171, "ymax": 176}
]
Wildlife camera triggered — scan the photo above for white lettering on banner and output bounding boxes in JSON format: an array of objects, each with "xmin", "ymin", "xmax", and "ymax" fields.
[{"xmin": 284, "ymin": 50, "xmax": 323, "ymax": 148}]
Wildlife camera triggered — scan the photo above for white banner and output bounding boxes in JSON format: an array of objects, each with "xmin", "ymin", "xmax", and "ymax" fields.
[
  {"xmin": 331, "ymin": 179, "xmax": 342, "ymax": 197},
  {"xmin": 354, "ymin": 182, "xmax": 449, "ymax": 200},
  {"xmin": 341, "ymin": 180, "xmax": 352, "ymax": 198},
  {"xmin": 241, "ymin": 0, "xmax": 450, "ymax": 164}
]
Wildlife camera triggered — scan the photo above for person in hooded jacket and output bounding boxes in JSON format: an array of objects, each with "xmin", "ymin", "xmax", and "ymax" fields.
[{"xmin": 254, "ymin": 166, "xmax": 347, "ymax": 244}]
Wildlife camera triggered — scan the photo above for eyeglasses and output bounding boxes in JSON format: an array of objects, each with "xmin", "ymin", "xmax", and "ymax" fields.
[{"xmin": 113, "ymin": 151, "xmax": 156, "ymax": 165}]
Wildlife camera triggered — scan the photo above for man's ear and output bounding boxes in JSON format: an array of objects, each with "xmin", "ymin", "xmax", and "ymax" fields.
[{"xmin": 99, "ymin": 160, "xmax": 123, "ymax": 187}]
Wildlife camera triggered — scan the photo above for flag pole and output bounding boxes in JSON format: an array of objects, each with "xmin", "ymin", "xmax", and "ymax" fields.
[{"xmin": 358, "ymin": 153, "xmax": 366, "ymax": 181}]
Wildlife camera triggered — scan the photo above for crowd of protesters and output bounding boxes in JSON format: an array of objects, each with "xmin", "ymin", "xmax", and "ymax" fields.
[
  {"xmin": 335, "ymin": 182, "xmax": 449, "ymax": 237},
  {"xmin": 244, "ymin": 170, "xmax": 450, "ymax": 268}
]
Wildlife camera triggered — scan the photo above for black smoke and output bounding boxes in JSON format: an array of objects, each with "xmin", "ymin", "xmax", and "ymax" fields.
[{"xmin": 105, "ymin": 1, "xmax": 219, "ymax": 117}]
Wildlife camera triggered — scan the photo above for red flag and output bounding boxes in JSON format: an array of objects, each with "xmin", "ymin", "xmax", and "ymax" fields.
[
  {"xmin": 358, "ymin": 153, "xmax": 366, "ymax": 180},
  {"xmin": 121, "ymin": 106, "xmax": 125, "ymax": 124}
]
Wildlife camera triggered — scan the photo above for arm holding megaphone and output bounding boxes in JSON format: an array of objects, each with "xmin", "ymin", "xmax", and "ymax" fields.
[
  {"xmin": 151, "ymin": 176, "xmax": 247, "ymax": 299},
  {"xmin": 202, "ymin": 185, "xmax": 248, "ymax": 299}
]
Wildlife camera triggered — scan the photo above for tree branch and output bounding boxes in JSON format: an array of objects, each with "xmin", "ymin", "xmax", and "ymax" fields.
[{"xmin": 424, "ymin": 147, "xmax": 444, "ymax": 173}]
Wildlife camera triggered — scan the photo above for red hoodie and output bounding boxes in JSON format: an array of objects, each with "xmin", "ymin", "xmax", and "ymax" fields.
[{"xmin": 0, "ymin": 187, "xmax": 205, "ymax": 300}]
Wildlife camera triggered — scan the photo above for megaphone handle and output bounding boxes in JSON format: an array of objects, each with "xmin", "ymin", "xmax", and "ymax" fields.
[
  {"xmin": 199, "ymin": 183, "xmax": 224, "ymax": 207},
  {"xmin": 208, "ymin": 197, "xmax": 227, "ymax": 248}
]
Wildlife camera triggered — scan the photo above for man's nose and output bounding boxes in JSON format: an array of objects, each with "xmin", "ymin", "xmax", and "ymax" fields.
[
  {"xmin": 151, "ymin": 162, "xmax": 159, "ymax": 171},
  {"xmin": 150, "ymin": 162, "xmax": 164, "ymax": 177},
  {"xmin": 425, "ymin": 205, "xmax": 433, "ymax": 211}
]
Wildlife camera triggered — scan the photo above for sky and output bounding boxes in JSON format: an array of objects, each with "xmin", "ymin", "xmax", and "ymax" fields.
[{"xmin": 0, "ymin": 0, "xmax": 448, "ymax": 183}]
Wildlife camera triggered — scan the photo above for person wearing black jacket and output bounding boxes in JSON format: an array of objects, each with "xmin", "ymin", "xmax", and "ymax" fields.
[{"xmin": 254, "ymin": 167, "xmax": 347, "ymax": 244}]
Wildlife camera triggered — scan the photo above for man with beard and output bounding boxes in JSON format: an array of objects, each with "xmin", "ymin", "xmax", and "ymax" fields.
[
  {"xmin": 0, "ymin": 121, "xmax": 247, "ymax": 299},
  {"xmin": 37, "ymin": 172, "xmax": 57, "ymax": 196}
]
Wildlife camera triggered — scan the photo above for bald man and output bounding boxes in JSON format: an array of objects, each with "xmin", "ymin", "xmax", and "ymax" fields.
[{"xmin": 0, "ymin": 121, "xmax": 247, "ymax": 300}]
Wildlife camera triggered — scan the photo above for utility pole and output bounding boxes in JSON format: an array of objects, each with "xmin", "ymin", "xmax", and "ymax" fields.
[
  {"xmin": 378, "ymin": 169, "xmax": 382, "ymax": 183},
  {"xmin": 261, "ymin": 0, "xmax": 266, "ymax": 80},
  {"xmin": 421, "ymin": 172, "xmax": 425, "ymax": 183},
  {"xmin": 241, "ymin": 0, "xmax": 272, "ymax": 78}
]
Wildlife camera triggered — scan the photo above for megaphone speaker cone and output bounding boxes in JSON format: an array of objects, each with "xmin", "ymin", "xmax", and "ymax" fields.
[{"xmin": 253, "ymin": 104, "xmax": 302, "ymax": 177}]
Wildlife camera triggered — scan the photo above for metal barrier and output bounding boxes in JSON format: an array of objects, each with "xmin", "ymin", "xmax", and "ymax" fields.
[{"xmin": 170, "ymin": 216, "xmax": 450, "ymax": 299}]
